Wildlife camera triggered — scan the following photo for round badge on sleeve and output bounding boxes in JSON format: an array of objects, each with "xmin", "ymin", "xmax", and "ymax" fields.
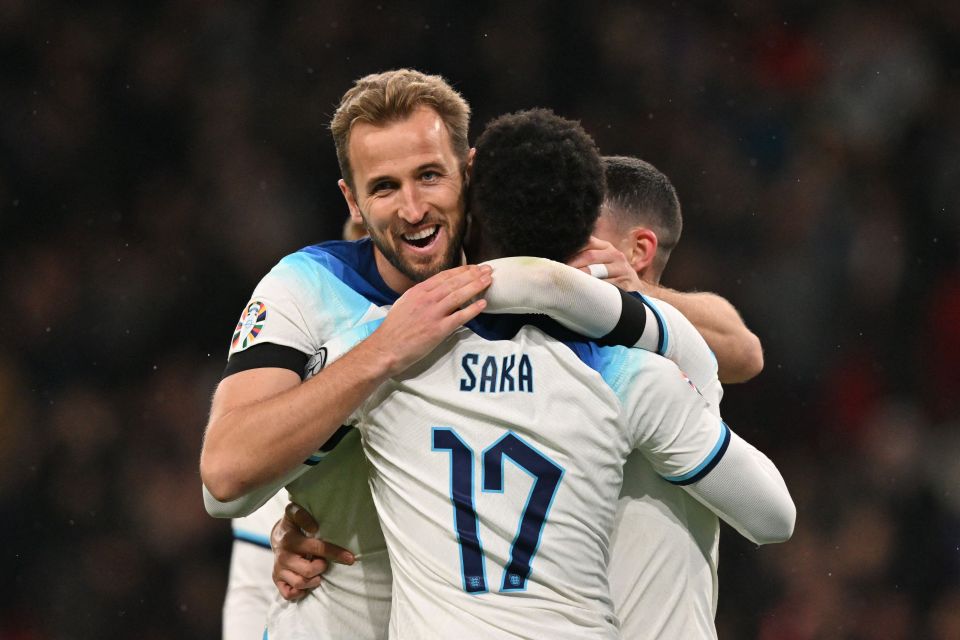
[{"xmin": 232, "ymin": 301, "xmax": 267, "ymax": 349}]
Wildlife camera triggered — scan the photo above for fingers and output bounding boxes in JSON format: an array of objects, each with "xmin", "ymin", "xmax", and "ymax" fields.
[
  {"xmin": 311, "ymin": 539, "xmax": 356, "ymax": 565},
  {"xmin": 373, "ymin": 263, "xmax": 493, "ymax": 376},
  {"xmin": 285, "ymin": 502, "xmax": 318, "ymax": 536},
  {"xmin": 397, "ymin": 264, "xmax": 491, "ymax": 322},
  {"xmin": 279, "ymin": 530, "xmax": 355, "ymax": 564},
  {"xmin": 277, "ymin": 551, "xmax": 329, "ymax": 581},
  {"xmin": 421, "ymin": 264, "xmax": 488, "ymax": 292},
  {"xmin": 587, "ymin": 263, "xmax": 609, "ymax": 279},
  {"xmin": 421, "ymin": 264, "xmax": 492, "ymax": 296},
  {"xmin": 274, "ymin": 573, "xmax": 317, "ymax": 601},
  {"xmin": 568, "ymin": 248, "xmax": 618, "ymax": 270},
  {"xmin": 278, "ymin": 502, "xmax": 356, "ymax": 564},
  {"xmin": 438, "ymin": 267, "xmax": 492, "ymax": 311},
  {"xmin": 567, "ymin": 237, "xmax": 615, "ymax": 269},
  {"xmin": 446, "ymin": 297, "xmax": 488, "ymax": 329}
]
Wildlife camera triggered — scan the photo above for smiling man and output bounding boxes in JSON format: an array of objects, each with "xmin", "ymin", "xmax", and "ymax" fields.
[
  {"xmin": 202, "ymin": 70, "xmax": 489, "ymax": 639},
  {"xmin": 335, "ymin": 105, "xmax": 471, "ymax": 289},
  {"xmin": 203, "ymin": 69, "xmax": 772, "ymax": 640}
]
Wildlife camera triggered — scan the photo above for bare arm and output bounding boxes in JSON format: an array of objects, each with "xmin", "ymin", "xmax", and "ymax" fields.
[
  {"xmin": 568, "ymin": 238, "xmax": 763, "ymax": 384},
  {"xmin": 200, "ymin": 265, "xmax": 492, "ymax": 502},
  {"xmin": 634, "ymin": 282, "xmax": 763, "ymax": 383}
]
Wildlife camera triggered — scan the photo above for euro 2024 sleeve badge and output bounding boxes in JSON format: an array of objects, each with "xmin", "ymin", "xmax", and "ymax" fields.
[{"xmin": 232, "ymin": 301, "xmax": 267, "ymax": 350}]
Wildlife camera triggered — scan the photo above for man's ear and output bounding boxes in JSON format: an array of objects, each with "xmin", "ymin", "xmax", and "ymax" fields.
[
  {"xmin": 626, "ymin": 227, "xmax": 659, "ymax": 278},
  {"xmin": 464, "ymin": 147, "xmax": 476, "ymax": 186},
  {"xmin": 338, "ymin": 179, "xmax": 363, "ymax": 223}
]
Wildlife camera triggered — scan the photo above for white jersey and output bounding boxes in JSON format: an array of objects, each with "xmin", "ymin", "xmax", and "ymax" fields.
[
  {"xmin": 220, "ymin": 239, "xmax": 723, "ymax": 639},
  {"xmin": 225, "ymin": 240, "xmax": 395, "ymax": 640},
  {"xmin": 348, "ymin": 318, "xmax": 727, "ymax": 639},
  {"xmin": 611, "ymin": 348, "xmax": 723, "ymax": 640},
  {"xmin": 223, "ymin": 491, "xmax": 287, "ymax": 640},
  {"xmin": 611, "ymin": 458, "xmax": 719, "ymax": 639}
]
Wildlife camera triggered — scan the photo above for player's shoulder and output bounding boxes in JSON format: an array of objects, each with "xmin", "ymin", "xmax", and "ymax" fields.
[
  {"xmin": 264, "ymin": 238, "xmax": 392, "ymax": 302},
  {"xmin": 595, "ymin": 344, "xmax": 698, "ymax": 399},
  {"xmin": 274, "ymin": 238, "xmax": 370, "ymax": 278}
]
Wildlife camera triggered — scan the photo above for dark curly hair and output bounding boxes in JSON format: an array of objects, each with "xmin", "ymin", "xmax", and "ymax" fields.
[{"xmin": 468, "ymin": 108, "xmax": 604, "ymax": 263}]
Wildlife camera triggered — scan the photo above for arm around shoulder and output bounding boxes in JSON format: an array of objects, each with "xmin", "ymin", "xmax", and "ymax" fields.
[
  {"xmin": 638, "ymin": 283, "xmax": 764, "ymax": 384},
  {"xmin": 200, "ymin": 366, "xmax": 305, "ymax": 502},
  {"xmin": 200, "ymin": 346, "xmax": 391, "ymax": 502}
]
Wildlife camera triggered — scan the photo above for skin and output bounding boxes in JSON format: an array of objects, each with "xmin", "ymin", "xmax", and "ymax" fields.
[
  {"xmin": 571, "ymin": 205, "xmax": 764, "ymax": 383},
  {"xmin": 338, "ymin": 105, "xmax": 473, "ymax": 291},
  {"xmin": 271, "ymin": 502, "xmax": 350, "ymax": 600},
  {"xmin": 270, "ymin": 179, "xmax": 765, "ymax": 601},
  {"xmin": 199, "ymin": 107, "xmax": 490, "ymax": 503},
  {"xmin": 256, "ymin": 105, "xmax": 763, "ymax": 597}
]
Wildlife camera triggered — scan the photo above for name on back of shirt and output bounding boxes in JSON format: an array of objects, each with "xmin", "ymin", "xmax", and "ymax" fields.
[{"xmin": 459, "ymin": 353, "xmax": 534, "ymax": 393}]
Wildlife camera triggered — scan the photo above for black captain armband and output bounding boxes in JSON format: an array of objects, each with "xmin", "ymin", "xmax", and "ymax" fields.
[
  {"xmin": 594, "ymin": 289, "xmax": 649, "ymax": 348},
  {"xmin": 481, "ymin": 257, "xmax": 666, "ymax": 356},
  {"xmin": 223, "ymin": 343, "xmax": 309, "ymax": 380}
]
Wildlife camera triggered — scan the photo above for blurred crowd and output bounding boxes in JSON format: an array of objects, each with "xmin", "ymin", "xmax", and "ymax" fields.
[{"xmin": 2, "ymin": 1, "xmax": 958, "ymax": 638}]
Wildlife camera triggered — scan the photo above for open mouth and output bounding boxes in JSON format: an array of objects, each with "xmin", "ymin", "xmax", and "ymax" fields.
[{"xmin": 402, "ymin": 225, "xmax": 440, "ymax": 249}]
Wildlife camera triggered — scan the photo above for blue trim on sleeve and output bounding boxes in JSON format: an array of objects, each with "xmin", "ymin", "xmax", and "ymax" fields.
[
  {"xmin": 638, "ymin": 293, "xmax": 668, "ymax": 356},
  {"xmin": 233, "ymin": 529, "xmax": 272, "ymax": 550},
  {"xmin": 664, "ymin": 422, "xmax": 731, "ymax": 486}
]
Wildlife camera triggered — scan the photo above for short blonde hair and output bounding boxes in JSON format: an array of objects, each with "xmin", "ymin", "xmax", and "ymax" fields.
[{"xmin": 330, "ymin": 69, "xmax": 471, "ymax": 189}]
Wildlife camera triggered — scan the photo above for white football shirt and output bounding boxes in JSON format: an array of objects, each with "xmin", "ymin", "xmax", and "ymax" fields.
[
  {"xmin": 219, "ymin": 240, "xmax": 724, "ymax": 639},
  {"xmin": 350, "ymin": 318, "xmax": 728, "ymax": 639}
]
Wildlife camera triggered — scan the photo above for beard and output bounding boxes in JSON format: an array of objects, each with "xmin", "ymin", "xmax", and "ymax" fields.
[{"xmin": 362, "ymin": 213, "xmax": 466, "ymax": 283}]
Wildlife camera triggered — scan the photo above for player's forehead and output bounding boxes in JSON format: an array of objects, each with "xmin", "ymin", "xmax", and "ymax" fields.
[{"xmin": 349, "ymin": 106, "xmax": 460, "ymax": 183}]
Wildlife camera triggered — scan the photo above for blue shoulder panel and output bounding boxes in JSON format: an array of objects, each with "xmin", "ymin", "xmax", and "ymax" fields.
[
  {"xmin": 297, "ymin": 238, "xmax": 400, "ymax": 307},
  {"xmin": 466, "ymin": 314, "xmax": 614, "ymax": 378}
]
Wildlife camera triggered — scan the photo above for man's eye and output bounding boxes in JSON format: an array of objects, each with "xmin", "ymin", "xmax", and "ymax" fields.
[
  {"xmin": 421, "ymin": 171, "xmax": 440, "ymax": 182},
  {"xmin": 372, "ymin": 181, "xmax": 395, "ymax": 193}
]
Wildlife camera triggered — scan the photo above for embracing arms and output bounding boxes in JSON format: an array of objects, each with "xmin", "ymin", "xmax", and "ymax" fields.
[
  {"xmin": 200, "ymin": 265, "xmax": 492, "ymax": 503},
  {"xmin": 567, "ymin": 237, "xmax": 764, "ymax": 383}
]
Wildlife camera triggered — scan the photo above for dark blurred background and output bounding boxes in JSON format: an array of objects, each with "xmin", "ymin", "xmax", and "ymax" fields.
[{"xmin": 2, "ymin": 0, "xmax": 959, "ymax": 638}]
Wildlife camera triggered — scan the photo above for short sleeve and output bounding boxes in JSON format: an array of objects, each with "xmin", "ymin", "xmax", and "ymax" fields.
[{"xmin": 227, "ymin": 262, "xmax": 316, "ymax": 360}]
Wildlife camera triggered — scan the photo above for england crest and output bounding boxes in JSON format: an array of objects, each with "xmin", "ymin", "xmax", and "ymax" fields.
[{"xmin": 232, "ymin": 301, "xmax": 267, "ymax": 349}]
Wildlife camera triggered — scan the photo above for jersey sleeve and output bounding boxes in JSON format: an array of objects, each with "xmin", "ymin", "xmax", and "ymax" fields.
[
  {"xmin": 630, "ymin": 293, "xmax": 718, "ymax": 392},
  {"xmin": 204, "ymin": 461, "xmax": 310, "ymax": 518},
  {"xmin": 484, "ymin": 257, "xmax": 655, "ymax": 346},
  {"xmin": 226, "ymin": 259, "xmax": 318, "ymax": 362},
  {"xmin": 614, "ymin": 352, "xmax": 794, "ymax": 546},
  {"xmin": 223, "ymin": 249, "xmax": 386, "ymax": 378},
  {"xmin": 480, "ymin": 257, "xmax": 719, "ymax": 392},
  {"xmin": 682, "ymin": 431, "xmax": 796, "ymax": 545},
  {"xmin": 616, "ymin": 353, "xmax": 728, "ymax": 484}
]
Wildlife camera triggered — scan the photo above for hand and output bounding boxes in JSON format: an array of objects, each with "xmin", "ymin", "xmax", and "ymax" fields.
[
  {"xmin": 271, "ymin": 502, "xmax": 355, "ymax": 602},
  {"xmin": 567, "ymin": 237, "xmax": 644, "ymax": 292},
  {"xmin": 364, "ymin": 264, "xmax": 492, "ymax": 376}
]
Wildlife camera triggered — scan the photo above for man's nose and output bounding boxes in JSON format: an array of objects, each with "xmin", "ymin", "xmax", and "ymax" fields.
[{"xmin": 397, "ymin": 184, "xmax": 428, "ymax": 225}]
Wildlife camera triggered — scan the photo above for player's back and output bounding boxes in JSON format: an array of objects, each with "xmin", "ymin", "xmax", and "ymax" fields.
[{"xmin": 356, "ymin": 317, "xmax": 644, "ymax": 640}]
